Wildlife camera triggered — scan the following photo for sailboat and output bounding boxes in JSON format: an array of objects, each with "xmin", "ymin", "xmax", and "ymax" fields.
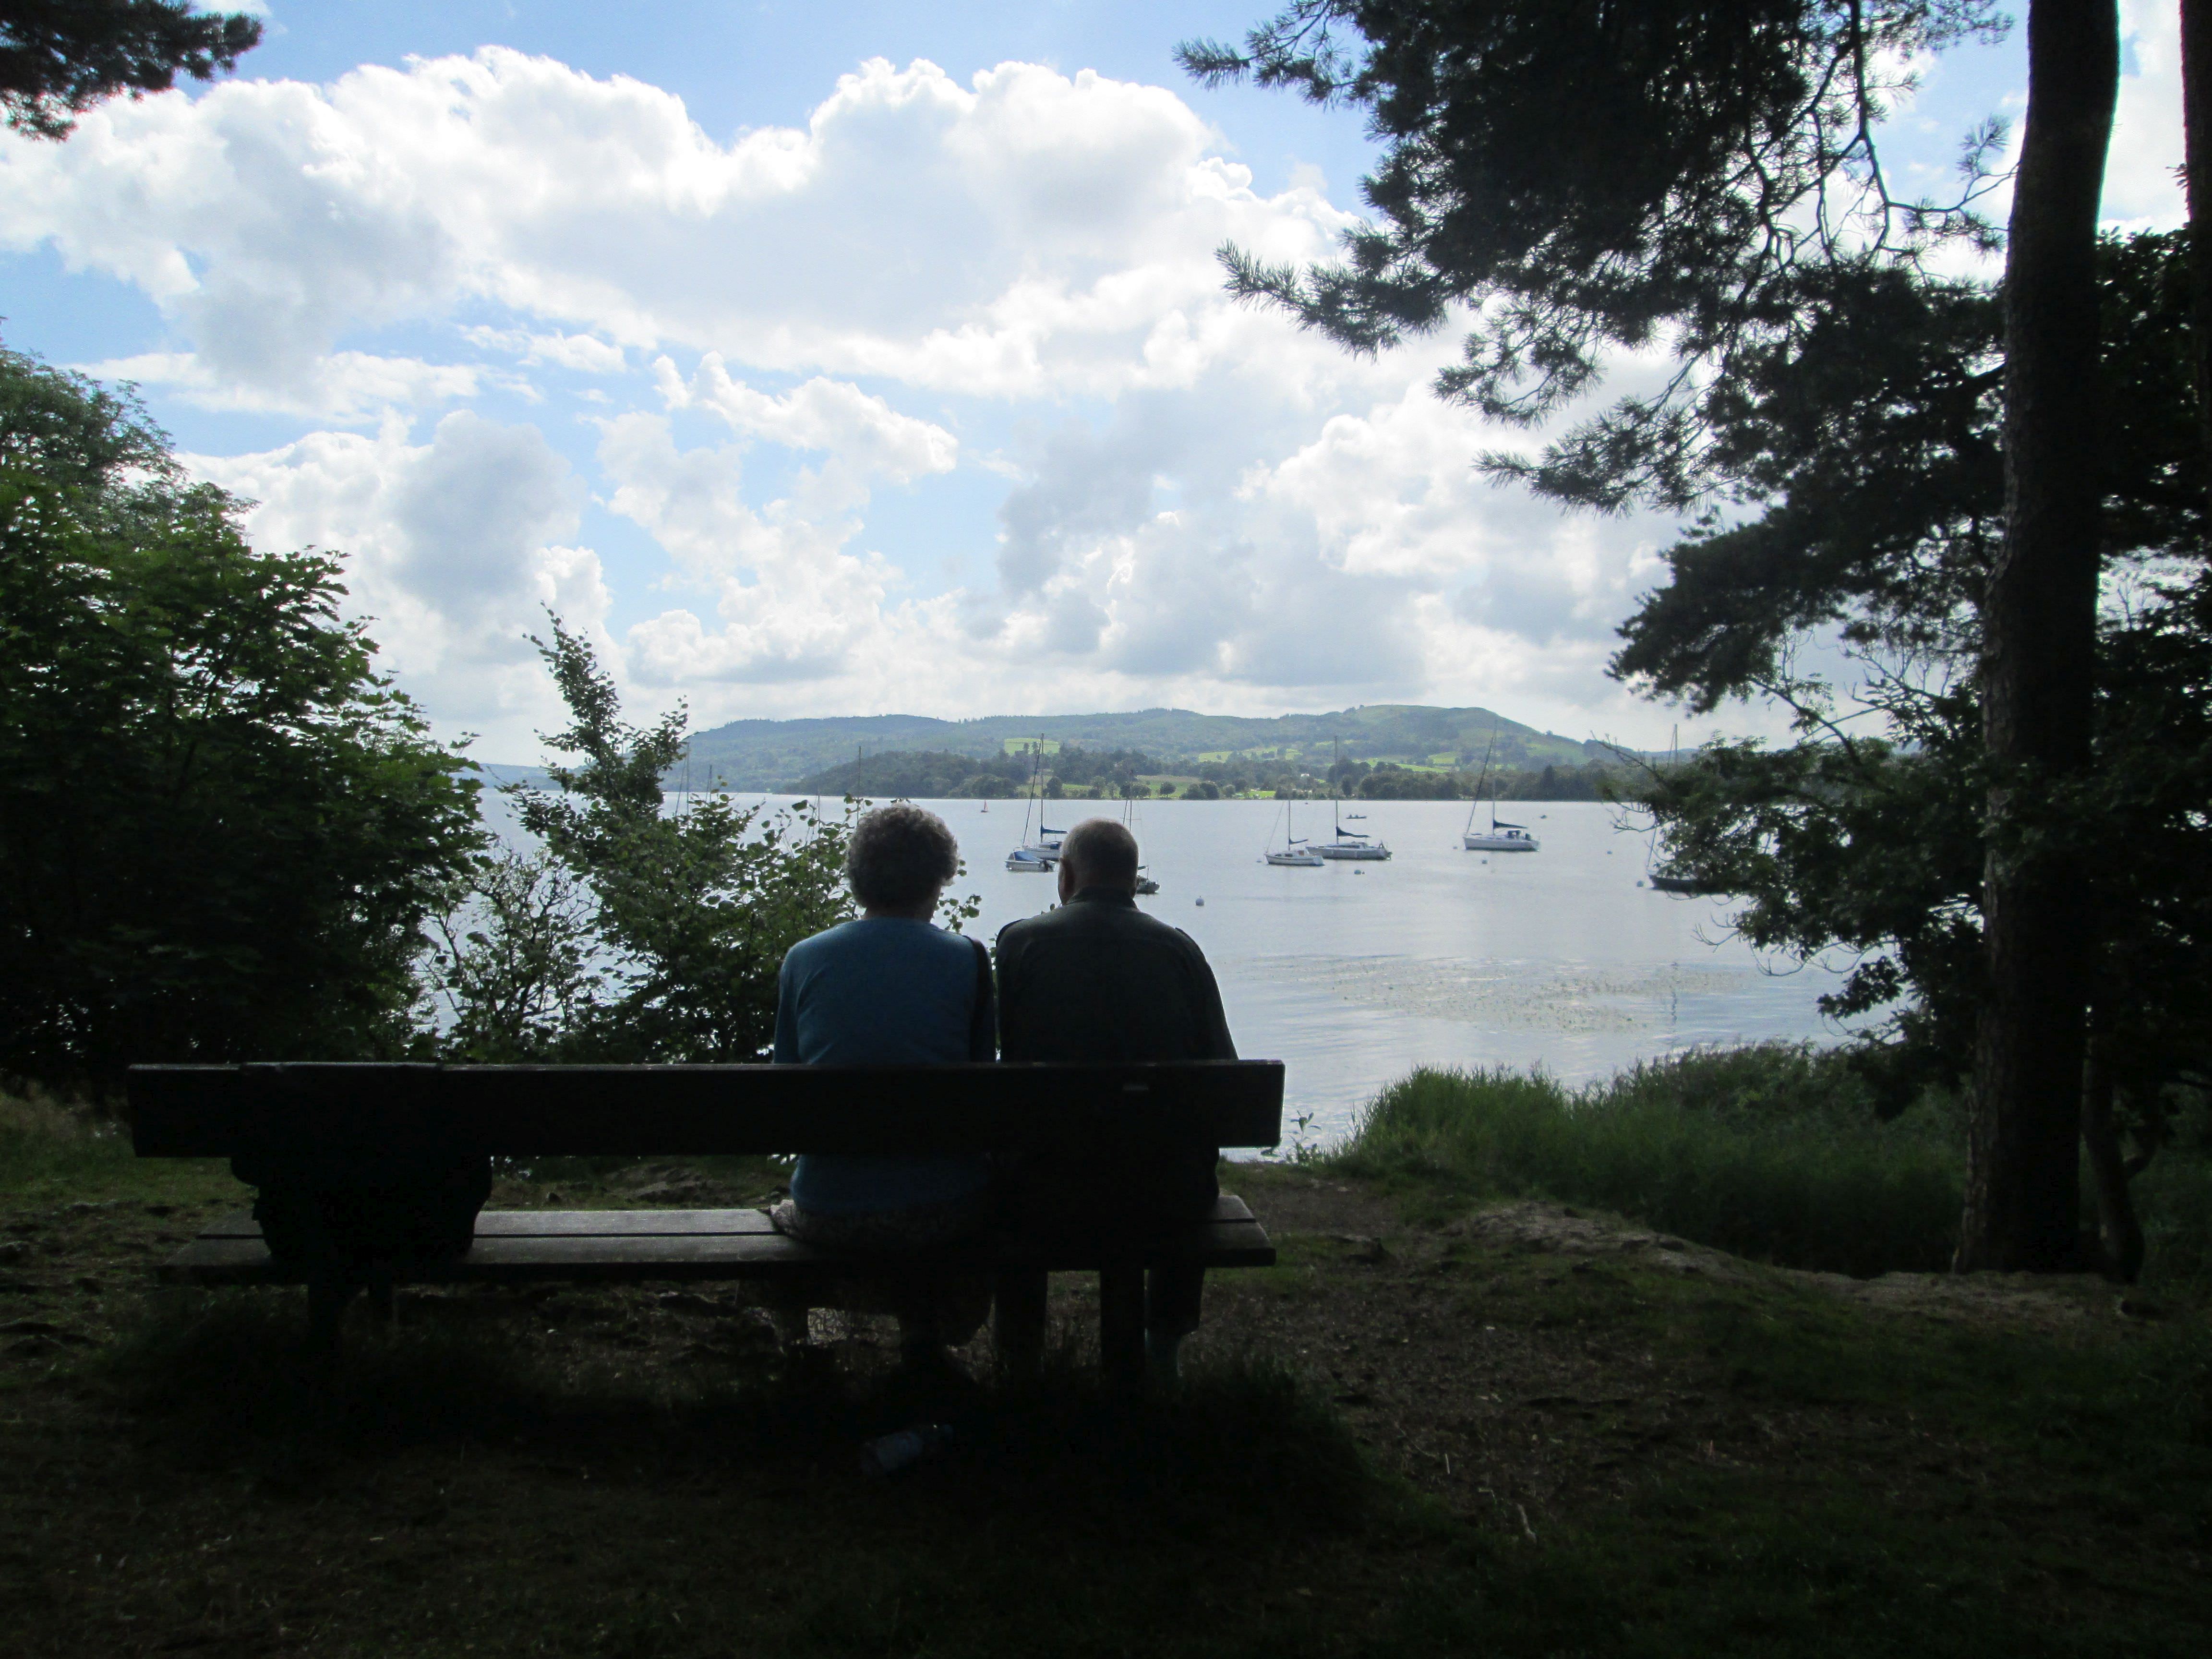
[
  {"xmin": 1644, "ymin": 725, "xmax": 1711, "ymax": 890},
  {"xmin": 1262, "ymin": 800, "xmax": 1324, "ymax": 866},
  {"xmin": 1006, "ymin": 740, "xmax": 1066, "ymax": 872},
  {"xmin": 1317, "ymin": 799, "xmax": 1391, "ymax": 860},
  {"xmin": 1118, "ymin": 790, "xmax": 1162, "ymax": 893},
  {"xmin": 1463, "ymin": 730, "xmax": 1540, "ymax": 853}
]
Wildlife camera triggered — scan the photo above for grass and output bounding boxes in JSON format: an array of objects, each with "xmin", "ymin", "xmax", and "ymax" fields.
[
  {"xmin": 101, "ymin": 1291, "xmax": 1375, "ymax": 1517},
  {"xmin": 1431, "ymin": 1234, "xmax": 2212, "ymax": 1653},
  {"xmin": 51, "ymin": 1256, "xmax": 2204, "ymax": 1658},
  {"xmin": 5, "ymin": 1074, "xmax": 2212, "ymax": 1655},
  {"xmin": 0, "ymin": 1086, "xmax": 135, "ymax": 1190},
  {"xmin": 1335, "ymin": 1046, "xmax": 1968, "ymax": 1276},
  {"xmin": 1335, "ymin": 1045, "xmax": 2212, "ymax": 1283},
  {"xmin": 37, "ymin": 1286, "xmax": 1429, "ymax": 1659}
]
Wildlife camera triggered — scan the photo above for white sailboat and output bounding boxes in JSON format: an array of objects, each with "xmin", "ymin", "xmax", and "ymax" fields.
[
  {"xmin": 1465, "ymin": 819, "xmax": 1540, "ymax": 853},
  {"xmin": 1317, "ymin": 800, "xmax": 1391, "ymax": 860},
  {"xmin": 1120, "ymin": 788, "xmax": 1162, "ymax": 893},
  {"xmin": 1463, "ymin": 730, "xmax": 1539, "ymax": 853},
  {"xmin": 1006, "ymin": 740, "xmax": 1065, "ymax": 872},
  {"xmin": 1262, "ymin": 800, "xmax": 1324, "ymax": 866}
]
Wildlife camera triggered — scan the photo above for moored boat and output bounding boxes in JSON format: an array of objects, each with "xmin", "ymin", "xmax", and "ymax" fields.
[
  {"xmin": 1262, "ymin": 800, "xmax": 1325, "ymax": 866},
  {"xmin": 1316, "ymin": 800, "xmax": 1391, "ymax": 860},
  {"xmin": 1462, "ymin": 728, "xmax": 1540, "ymax": 853},
  {"xmin": 1465, "ymin": 822, "xmax": 1540, "ymax": 853},
  {"xmin": 1007, "ymin": 737, "xmax": 1065, "ymax": 868}
]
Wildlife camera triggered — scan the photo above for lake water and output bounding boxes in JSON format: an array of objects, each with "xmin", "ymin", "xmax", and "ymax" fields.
[{"xmin": 704, "ymin": 795, "xmax": 1865, "ymax": 1146}]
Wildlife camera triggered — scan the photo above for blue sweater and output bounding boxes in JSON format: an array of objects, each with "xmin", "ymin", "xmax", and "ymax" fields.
[{"xmin": 772, "ymin": 918, "xmax": 994, "ymax": 1215}]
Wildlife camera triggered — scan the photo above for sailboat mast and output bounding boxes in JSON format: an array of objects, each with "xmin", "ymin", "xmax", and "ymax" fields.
[
  {"xmin": 1018, "ymin": 741, "xmax": 1038, "ymax": 844},
  {"xmin": 1468, "ymin": 733, "xmax": 1496, "ymax": 836}
]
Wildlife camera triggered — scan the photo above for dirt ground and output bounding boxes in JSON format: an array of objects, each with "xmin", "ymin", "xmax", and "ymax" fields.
[
  {"xmin": 1187, "ymin": 1171, "xmax": 2138, "ymax": 1526},
  {"xmin": 0, "ymin": 1161, "xmax": 2150, "ymax": 1522},
  {"xmin": 0, "ymin": 1158, "xmax": 2203, "ymax": 1656}
]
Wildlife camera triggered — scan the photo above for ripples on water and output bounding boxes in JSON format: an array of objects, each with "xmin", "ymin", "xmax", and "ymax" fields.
[{"xmin": 488, "ymin": 793, "xmax": 1864, "ymax": 1147}]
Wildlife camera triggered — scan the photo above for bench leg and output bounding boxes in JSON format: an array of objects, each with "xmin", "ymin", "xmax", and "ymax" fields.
[
  {"xmin": 1097, "ymin": 1261, "xmax": 1145, "ymax": 1392},
  {"xmin": 1146, "ymin": 1264, "xmax": 1205, "ymax": 1336},
  {"xmin": 992, "ymin": 1268, "xmax": 1047, "ymax": 1379}
]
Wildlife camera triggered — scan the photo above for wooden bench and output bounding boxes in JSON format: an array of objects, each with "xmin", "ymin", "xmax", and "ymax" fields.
[{"xmin": 128, "ymin": 1060, "xmax": 1283, "ymax": 1381}]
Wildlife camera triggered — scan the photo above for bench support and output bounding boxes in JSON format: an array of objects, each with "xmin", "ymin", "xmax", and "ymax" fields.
[
  {"xmin": 1097, "ymin": 1260, "xmax": 1145, "ymax": 1389},
  {"xmin": 992, "ymin": 1268, "xmax": 1047, "ymax": 1377}
]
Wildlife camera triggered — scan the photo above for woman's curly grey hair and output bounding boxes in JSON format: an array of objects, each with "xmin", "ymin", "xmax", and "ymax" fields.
[{"xmin": 845, "ymin": 804, "xmax": 960, "ymax": 912}]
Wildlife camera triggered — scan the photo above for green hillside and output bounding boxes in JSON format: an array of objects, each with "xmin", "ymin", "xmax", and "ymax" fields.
[{"xmin": 672, "ymin": 705, "xmax": 1618, "ymax": 792}]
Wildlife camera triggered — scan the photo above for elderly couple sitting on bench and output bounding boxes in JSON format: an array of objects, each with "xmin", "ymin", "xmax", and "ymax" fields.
[{"xmin": 771, "ymin": 805, "xmax": 1236, "ymax": 1380}]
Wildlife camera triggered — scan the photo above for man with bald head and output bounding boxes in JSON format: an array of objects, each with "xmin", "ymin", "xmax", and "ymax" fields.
[{"xmin": 994, "ymin": 817, "xmax": 1236, "ymax": 1378}]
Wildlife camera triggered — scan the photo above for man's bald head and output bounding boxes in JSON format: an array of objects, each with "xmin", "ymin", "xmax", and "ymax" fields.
[{"xmin": 1058, "ymin": 817, "xmax": 1140, "ymax": 893}]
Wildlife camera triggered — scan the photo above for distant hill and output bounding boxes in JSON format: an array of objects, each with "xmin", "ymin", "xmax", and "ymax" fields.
[
  {"xmin": 470, "ymin": 762, "xmax": 560, "ymax": 793},
  {"xmin": 664, "ymin": 705, "xmax": 1623, "ymax": 792}
]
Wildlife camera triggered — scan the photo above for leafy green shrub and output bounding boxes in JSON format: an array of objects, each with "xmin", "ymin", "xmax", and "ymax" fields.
[
  {"xmin": 2136, "ymin": 1089, "xmax": 2212, "ymax": 1284},
  {"xmin": 1335, "ymin": 1045, "xmax": 1967, "ymax": 1275},
  {"xmin": 0, "ymin": 347, "xmax": 481, "ymax": 1083},
  {"xmin": 0, "ymin": 1086, "xmax": 131, "ymax": 1190}
]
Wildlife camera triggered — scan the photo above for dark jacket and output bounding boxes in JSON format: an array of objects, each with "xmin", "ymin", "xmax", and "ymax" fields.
[{"xmin": 995, "ymin": 888, "xmax": 1235, "ymax": 1225}]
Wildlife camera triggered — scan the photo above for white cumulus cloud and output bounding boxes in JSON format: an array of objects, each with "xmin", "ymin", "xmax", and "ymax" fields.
[
  {"xmin": 189, "ymin": 412, "xmax": 610, "ymax": 749},
  {"xmin": 0, "ymin": 44, "xmax": 1933, "ymax": 751}
]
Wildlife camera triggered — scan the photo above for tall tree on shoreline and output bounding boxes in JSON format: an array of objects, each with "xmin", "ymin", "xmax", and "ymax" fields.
[
  {"xmin": 1184, "ymin": 0, "xmax": 2125, "ymax": 1270},
  {"xmin": 1617, "ymin": 229, "xmax": 2206, "ymax": 1280},
  {"xmin": 1963, "ymin": 0, "xmax": 2117, "ymax": 1270},
  {"xmin": 0, "ymin": 346, "xmax": 482, "ymax": 1083}
]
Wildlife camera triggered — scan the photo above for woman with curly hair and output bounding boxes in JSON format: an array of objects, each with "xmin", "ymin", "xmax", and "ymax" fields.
[{"xmin": 769, "ymin": 804, "xmax": 994, "ymax": 1362}]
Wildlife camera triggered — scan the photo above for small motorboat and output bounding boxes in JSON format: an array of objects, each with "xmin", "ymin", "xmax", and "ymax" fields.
[{"xmin": 1648, "ymin": 871, "xmax": 1724, "ymax": 894}]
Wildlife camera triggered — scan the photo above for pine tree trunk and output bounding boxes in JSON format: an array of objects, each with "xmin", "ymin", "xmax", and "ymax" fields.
[
  {"xmin": 1958, "ymin": 0, "xmax": 2119, "ymax": 1273},
  {"xmin": 2183, "ymin": 0, "xmax": 2212, "ymax": 499}
]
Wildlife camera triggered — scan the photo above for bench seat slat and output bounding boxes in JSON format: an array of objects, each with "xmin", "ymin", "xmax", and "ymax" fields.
[
  {"xmin": 158, "ymin": 1214, "xmax": 1275, "ymax": 1286},
  {"xmin": 198, "ymin": 1193, "xmax": 1260, "ymax": 1242},
  {"xmin": 197, "ymin": 1208, "xmax": 784, "ymax": 1240}
]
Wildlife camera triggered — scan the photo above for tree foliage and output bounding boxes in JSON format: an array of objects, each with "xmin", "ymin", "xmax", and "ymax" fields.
[
  {"xmin": 0, "ymin": 0, "xmax": 261, "ymax": 139},
  {"xmin": 0, "ymin": 346, "xmax": 482, "ymax": 1082},
  {"xmin": 1190, "ymin": 0, "xmax": 2139, "ymax": 1270},
  {"xmin": 503, "ymin": 618, "xmax": 858, "ymax": 1062},
  {"xmin": 418, "ymin": 851, "xmax": 603, "ymax": 1066},
  {"xmin": 790, "ymin": 745, "xmax": 1165, "ymax": 800},
  {"xmin": 448, "ymin": 619, "xmax": 983, "ymax": 1064},
  {"xmin": 1626, "ymin": 232, "xmax": 2211, "ymax": 1148},
  {"xmin": 1180, "ymin": 0, "xmax": 2007, "ymax": 495}
]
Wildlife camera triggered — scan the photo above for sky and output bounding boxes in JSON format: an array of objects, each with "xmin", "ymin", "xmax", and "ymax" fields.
[{"xmin": 0, "ymin": 1, "xmax": 2190, "ymax": 762}]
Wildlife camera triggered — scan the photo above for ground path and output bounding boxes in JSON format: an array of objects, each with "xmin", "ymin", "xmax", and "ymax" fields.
[{"xmin": 0, "ymin": 1156, "xmax": 2201, "ymax": 1656}]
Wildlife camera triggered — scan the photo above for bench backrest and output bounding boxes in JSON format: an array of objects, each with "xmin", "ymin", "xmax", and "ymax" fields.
[{"xmin": 128, "ymin": 1061, "xmax": 1285, "ymax": 1159}]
